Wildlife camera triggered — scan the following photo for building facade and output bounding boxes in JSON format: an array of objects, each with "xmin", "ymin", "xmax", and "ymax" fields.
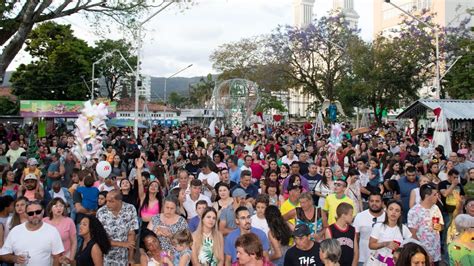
[
  {"xmin": 294, "ymin": 0, "xmax": 316, "ymax": 28},
  {"xmin": 333, "ymin": 0, "xmax": 360, "ymax": 29},
  {"xmin": 374, "ymin": 0, "xmax": 474, "ymax": 37},
  {"xmin": 137, "ymin": 75, "xmax": 152, "ymax": 101}
]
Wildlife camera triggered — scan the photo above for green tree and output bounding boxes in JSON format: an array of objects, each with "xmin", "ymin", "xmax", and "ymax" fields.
[
  {"xmin": 442, "ymin": 8, "xmax": 474, "ymax": 99},
  {"xmin": 347, "ymin": 36, "xmax": 430, "ymax": 125},
  {"xmin": 443, "ymin": 36, "xmax": 474, "ymax": 99},
  {"xmin": 168, "ymin": 92, "xmax": 186, "ymax": 108},
  {"xmin": 189, "ymin": 74, "xmax": 215, "ymax": 108},
  {"xmin": 94, "ymin": 39, "xmax": 137, "ymax": 101},
  {"xmin": 0, "ymin": 1, "xmax": 160, "ymax": 81},
  {"xmin": 210, "ymin": 37, "xmax": 295, "ymax": 91},
  {"xmin": 266, "ymin": 12, "xmax": 359, "ymax": 103},
  {"xmin": 0, "ymin": 96, "xmax": 18, "ymax": 115},
  {"xmin": 254, "ymin": 92, "xmax": 287, "ymax": 113},
  {"xmin": 11, "ymin": 22, "xmax": 94, "ymax": 100}
]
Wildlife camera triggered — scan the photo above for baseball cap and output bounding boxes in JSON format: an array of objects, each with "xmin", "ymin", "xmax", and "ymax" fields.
[
  {"xmin": 27, "ymin": 158, "xmax": 38, "ymax": 166},
  {"xmin": 24, "ymin": 173, "xmax": 38, "ymax": 181},
  {"xmin": 232, "ymin": 188, "xmax": 247, "ymax": 198},
  {"xmin": 293, "ymin": 224, "xmax": 311, "ymax": 237}
]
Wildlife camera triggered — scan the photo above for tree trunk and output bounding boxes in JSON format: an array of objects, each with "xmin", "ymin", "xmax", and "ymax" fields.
[{"xmin": 0, "ymin": 1, "xmax": 51, "ymax": 81}]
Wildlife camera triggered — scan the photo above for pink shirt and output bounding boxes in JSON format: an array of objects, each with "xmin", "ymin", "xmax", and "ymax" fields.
[{"xmin": 43, "ymin": 217, "xmax": 76, "ymax": 254}]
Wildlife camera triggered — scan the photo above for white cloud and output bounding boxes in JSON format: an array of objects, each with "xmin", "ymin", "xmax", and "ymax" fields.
[{"xmin": 6, "ymin": 0, "xmax": 375, "ymax": 78}]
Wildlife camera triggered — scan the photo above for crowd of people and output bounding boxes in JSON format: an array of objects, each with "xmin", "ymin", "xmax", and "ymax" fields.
[{"xmin": 0, "ymin": 122, "xmax": 472, "ymax": 266}]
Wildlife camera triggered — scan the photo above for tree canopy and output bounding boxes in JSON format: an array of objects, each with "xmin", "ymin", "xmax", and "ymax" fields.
[
  {"xmin": 11, "ymin": 22, "xmax": 94, "ymax": 100},
  {"xmin": 0, "ymin": 0, "xmax": 157, "ymax": 82}
]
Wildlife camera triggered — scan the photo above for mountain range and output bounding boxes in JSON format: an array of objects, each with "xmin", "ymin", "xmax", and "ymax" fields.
[{"xmin": 1, "ymin": 71, "xmax": 209, "ymax": 99}]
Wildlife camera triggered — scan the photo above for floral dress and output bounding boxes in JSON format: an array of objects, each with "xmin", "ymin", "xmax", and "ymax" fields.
[
  {"xmin": 198, "ymin": 237, "xmax": 218, "ymax": 266},
  {"xmin": 150, "ymin": 214, "xmax": 187, "ymax": 256}
]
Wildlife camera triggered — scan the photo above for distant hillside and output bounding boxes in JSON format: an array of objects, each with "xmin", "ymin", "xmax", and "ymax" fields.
[
  {"xmin": 2, "ymin": 71, "xmax": 215, "ymax": 100},
  {"xmin": 150, "ymin": 76, "xmax": 205, "ymax": 100}
]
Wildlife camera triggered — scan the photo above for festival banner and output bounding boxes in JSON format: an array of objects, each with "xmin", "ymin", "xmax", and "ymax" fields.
[{"xmin": 20, "ymin": 100, "xmax": 116, "ymax": 118}]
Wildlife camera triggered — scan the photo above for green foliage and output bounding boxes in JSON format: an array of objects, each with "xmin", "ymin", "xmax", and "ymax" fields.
[
  {"xmin": 443, "ymin": 34, "xmax": 474, "ymax": 99},
  {"xmin": 188, "ymin": 74, "xmax": 215, "ymax": 108},
  {"xmin": 210, "ymin": 37, "xmax": 295, "ymax": 91},
  {"xmin": 255, "ymin": 91, "xmax": 287, "ymax": 113},
  {"xmin": 168, "ymin": 92, "xmax": 187, "ymax": 108},
  {"xmin": 347, "ymin": 36, "xmax": 428, "ymax": 124},
  {"xmin": 11, "ymin": 22, "xmax": 94, "ymax": 100},
  {"xmin": 0, "ymin": 97, "xmax": 18, "ymax": 115},
  {"xmin": 94, "ymin": 39, "xmax": 137, "ymax": 101}
]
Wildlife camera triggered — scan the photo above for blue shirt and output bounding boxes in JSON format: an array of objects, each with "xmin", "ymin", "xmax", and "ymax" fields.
[
  {"xmin": 224, "ymin": 227, "xmax": 270, "ymax": 263},
  {"xmin": 398, "ymin": 176, "xmax": 419, "ymax": 222},
  {"xmin": 76, "ymin": 186, "xmax": 99, "ymax": 210},
  {"xmin": 229, "ymin": 167, "xmax": 241, "ymax": 184},
  {"xmin": 188, "ymin": 216, "xmax": 200, "ymax": 233}
]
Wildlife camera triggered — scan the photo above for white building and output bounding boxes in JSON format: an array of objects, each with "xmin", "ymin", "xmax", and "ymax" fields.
[
  {"xmin": 289, "ymin": 0, "xmax": 318, "ymax": 119},
  {"xmin": 374, "ymin": 0, "xmax": 474, "ymax": 37},
  {"xmin": 138, "ymin": 75, "xmax": 152, "ymax": 101},
  {"xmin": 333, "ymin": 0, "xmax": 359, "ymax": 29},
  {"xmin": 294, "ymin": 0, "xmax": 316, "ymax": 28}
]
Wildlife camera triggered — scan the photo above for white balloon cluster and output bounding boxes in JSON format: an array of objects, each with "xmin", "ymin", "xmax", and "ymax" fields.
[{"xmin": 72, "ymin": 101, "xmax": 109, "ymax": 166}]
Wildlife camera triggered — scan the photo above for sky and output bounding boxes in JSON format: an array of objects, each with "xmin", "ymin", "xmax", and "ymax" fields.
[{"xmin": 6, "ymin": 0, "xmax": 375, "ymax": 78}]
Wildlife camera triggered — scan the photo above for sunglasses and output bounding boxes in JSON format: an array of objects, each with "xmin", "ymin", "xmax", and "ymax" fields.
[
  {"xmin": 27, "ymin": 209, "xmax": 43, "ymax": 216},
  {"xmin": 334, "ymin": 183, "xmax": 345, "ymax": 187},
  {"xmin": 372, "ymin": 217, "xmax": 377, "ymax": 227}
]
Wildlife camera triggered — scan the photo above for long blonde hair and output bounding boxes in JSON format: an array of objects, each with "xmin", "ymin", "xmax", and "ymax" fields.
[{"xmin": 192, "ymin": 207, "xmax": 224, "ymax": 264}]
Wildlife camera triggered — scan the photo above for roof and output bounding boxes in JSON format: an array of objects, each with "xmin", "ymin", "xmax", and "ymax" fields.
[
  {"xmin": 397, "ymin": 99, "xmax": 474, "ymax": 120},
  {"xmin": 117, "ymin": 98, "xmax": 178, "ymax": 113}
]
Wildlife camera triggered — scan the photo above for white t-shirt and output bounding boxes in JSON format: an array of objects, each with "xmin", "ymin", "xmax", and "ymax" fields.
[
  {"xmin": 369, "ymin": 223, "xmax": 412, "ymax": 258},
  {"xmin": 198, "ymin": 171, "xmax": 220, "ymax": 187},
  {"xmin": 251, "ymin": 214, "xmax": 269, "ymax": 236},
  {"xmin": 353, "ymin": 210, "xmax": 386, "ymax": 263},
  {"xmin": 183, "ymin": 194, "xmax": 212, "ymax": 219},
  {"xmin": 99, "ymin": 183, "xmax": 115, "ymax": 192},
  {"xmin": 0, "ymin": 222, "xmax": 64, "ymax": 265},
  {"xmin": 314, "ymin": 181, "xmax": 333, "ymax": 207}
]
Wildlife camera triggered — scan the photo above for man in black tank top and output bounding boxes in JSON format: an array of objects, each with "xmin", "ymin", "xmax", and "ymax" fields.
[{"xmin": 325, "ymin": 202, "xmax": 358, "ymax": 266}]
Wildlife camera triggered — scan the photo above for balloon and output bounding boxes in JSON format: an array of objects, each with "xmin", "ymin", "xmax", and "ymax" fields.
[
  {"xmin": 96, "ymin": 161, "xmax": 112, "ymax": 178},
  {"xmin": 273, "ymin": 114, "xmax": 282, "ymax": 122}
]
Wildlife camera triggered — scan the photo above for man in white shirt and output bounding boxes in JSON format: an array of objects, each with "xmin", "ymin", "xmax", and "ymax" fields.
[
  {"xmin": 5, "ymin": 141, "xmax": 25, "ymax": 167},
  {"xmin": 353, "ymin": 193, "xmax": 386, "ymax": 266},
  {"xmin": 240, "ymin": 155, "xmax": 252, "ymax": 173},
  {"xmin": 0, "ymin": 200, "xmax": 64, "ymax": 265},
  {"xmin": 198, "ymin": 161, "xmax": 220, "ymax": 198},
  {"xmin": 183, "ymin": 179, "xmax": 211, "ymax": 219}
]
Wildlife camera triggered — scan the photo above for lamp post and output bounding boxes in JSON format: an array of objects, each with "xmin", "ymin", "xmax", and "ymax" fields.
[
  {"xmin": 384, "ymin": 0, "xmax": 441, "ymax": 98},
  {"xmin": 91, "ymin": 49, "xmax": 135, "ymax": 101},
  {"xmin": 134, "ymin": 0, "xmax": 176, "ymax": 139},
  {"xmin": 164, "ymin": 64, "xmax": 193, "ymax": 103}
]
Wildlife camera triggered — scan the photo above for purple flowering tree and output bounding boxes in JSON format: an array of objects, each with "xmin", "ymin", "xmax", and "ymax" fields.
[{"xmin": 266, "ymin": 11, "xmax": 360, "ymax": 105}]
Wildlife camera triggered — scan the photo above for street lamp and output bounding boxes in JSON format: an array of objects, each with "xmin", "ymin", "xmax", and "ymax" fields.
[
  {"xmin": 91, "ymin": 49, "xmax": 135, "ymax": 101},
  {"xmin": 134, "ymin": 0, "xmax": 176, "ymax": 138},
  {"xmin": 164, "ymin": 64, "xmax": 193, "ymax": 103},
  {"xmin": 384, "ymin": 0, "xmax": 441, "ymax": 98}
]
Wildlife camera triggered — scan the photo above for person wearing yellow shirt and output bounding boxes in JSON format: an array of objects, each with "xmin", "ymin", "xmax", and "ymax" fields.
[
  {"xmin": 281, "ymin": 182, "xmax": 301, "ymax": 230},
  {"xmin": 21, "ymin": 158, "xmax": 41, "ymax": 184},
  {"xmin": 322, "ymin": 178, "xmax": 355, "ymax": 227}
]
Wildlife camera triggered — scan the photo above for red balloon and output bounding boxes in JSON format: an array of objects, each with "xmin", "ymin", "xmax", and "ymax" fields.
[{"xmin": 273, "ymin": 115, "xmax": 282, "ymax": 122}]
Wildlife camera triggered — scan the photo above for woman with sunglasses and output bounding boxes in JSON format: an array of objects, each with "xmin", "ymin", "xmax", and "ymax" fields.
[{"xmin": 369, "ymin": 200, "xmax": 412, "ymax": 266}]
